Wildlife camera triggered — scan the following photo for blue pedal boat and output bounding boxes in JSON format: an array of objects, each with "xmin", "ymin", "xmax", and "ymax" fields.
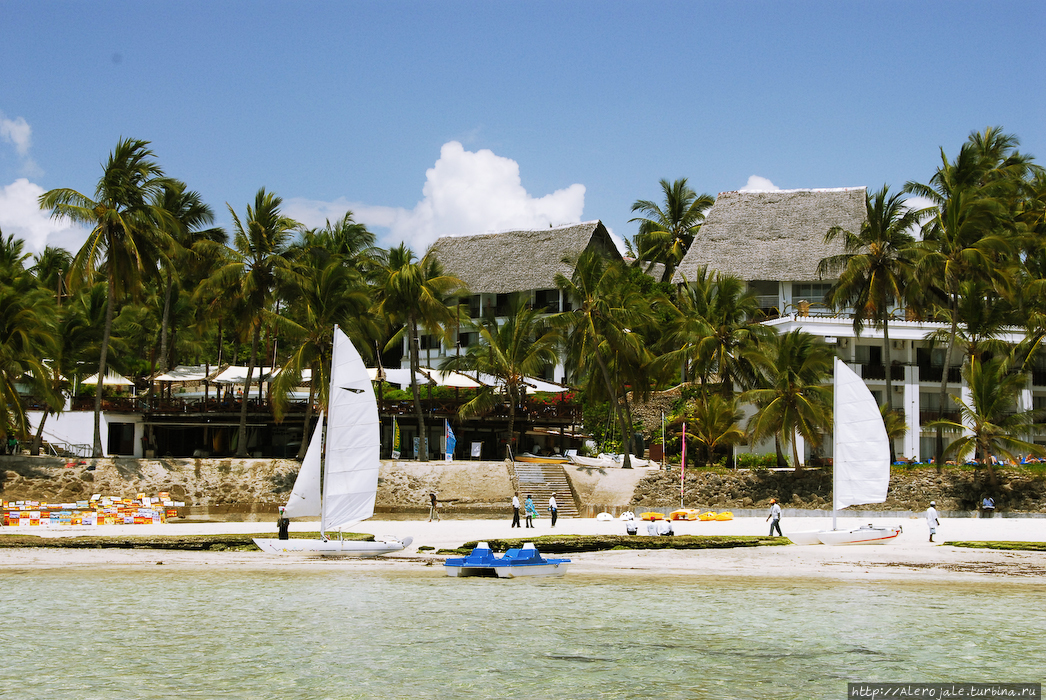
[{"xmin": 444, "ymin": 542, "xmax": 570, "ymax": 578}]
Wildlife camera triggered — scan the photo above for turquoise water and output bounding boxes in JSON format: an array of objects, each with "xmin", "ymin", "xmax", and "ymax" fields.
[{"xmin": 0, "ymin": 568, "xmax": 1041, "ymax": 699}]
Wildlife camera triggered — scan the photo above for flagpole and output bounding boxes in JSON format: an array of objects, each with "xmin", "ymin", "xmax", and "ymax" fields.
[{"xmin": 680, "ymin": 421, "xmax": 686, "ymax": 509}]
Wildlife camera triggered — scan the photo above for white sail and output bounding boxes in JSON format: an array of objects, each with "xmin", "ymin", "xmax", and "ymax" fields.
[
  {"xmin": 833, "ymin": 357, "xmax": 891, "ymax": 510},
  {"xmin": 283, "ymin": 411, "xmax": 323, "ymax": 518},
  {"xmin": 321, "ymin": 326, "xmax": 380, "ymax": 533}
]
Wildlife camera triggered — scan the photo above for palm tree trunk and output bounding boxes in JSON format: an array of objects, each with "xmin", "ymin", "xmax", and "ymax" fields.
[
  {"xmin": 507, "ymin": 386, "xmax": 517, "ymax": 460},
  {"xmin": 791, "ymin": 432, "xmax": 802, "ymax": 471},
  {"xmin": 31, "ymin": 410, "xmax": 50, "ymax": 455},
  {"xmin": 236, "ymin": 324, "xmax": 260, "ymax": 458},
  {"xmin": 774, "ymin": 434, "xmax": 786, "ymax": 467},
  {"xmin": 408, "ymin": 316, "xmax": 428, "ymax": 462},
  {"xmin": 92, "ymin": 274, "xmax": 117, "ymax": 457},
  {"xmin": 159, "ymin": 269, "xmax": 173, "ymax": 373},
  {"xmin": 591, "ymin": 345, "xmax": 632, "ymax": 469},
  {"xmin": 935, "ymin": 297, "xmax": 960, "ymax": 472},
  {"xmin": 882, "ymin": 320, "xmax": 897, "ymax": 464}
]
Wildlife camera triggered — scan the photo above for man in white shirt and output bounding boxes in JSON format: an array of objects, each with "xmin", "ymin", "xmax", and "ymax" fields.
[
  {"xmin": 511, "ymin": 493, "xmax": 521, "ymax": 528},
  {"xmin": 766, "ymin": 498, "xmax": 782, "ymax": 537},
  {"xmin": 548, "ymin": 494, "xmax": 558, "ymax": 527},
  {"xmin": 926, "ymin": 501, "xmax": 939, "ymax": 542}
]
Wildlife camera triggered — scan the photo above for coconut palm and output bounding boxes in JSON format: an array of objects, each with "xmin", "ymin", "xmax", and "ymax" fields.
[
  {"xmin": 154, "ymin": 182, "xmax": 223, "ymax": 373},
  {"xmin": 630, "ymin": 178, "xmax": 715, "ymax": 283},
  {"xmin": 743, "ymin": 329, "xmax": 834, "ymax": 469},
  {"xmin": 657, "ymin": 266, "xmax": 769, "ymax": 392},
  {"xmin": 554, "ymin": 250, "xmax": 650, "ymax": 467},
  {"xmin": 925, "ymin": 356, "xmax": 1046, "ymax": 486},
  {"xmin": 202, "ymin": 188, "xmax": 298, "ymax": 457},
  {"xmin": 673, "ymin": 393, "xmax": 747, "ymax": 467},
  {"xmin": 817, "ymin": 185, "xmax": 925, "ymax": 461},
  {"xmin": 905, "ymin": 132, "xmax": 1022, "ymax": 467},
  {"xmin": 273, "ymin": 226, "xmax": 375, "ymax": 460},
  {"xmin": 39, "ymin": 137, "xmax": 175, "ymax": 456},
  {"xmin": 373, "ymin": 244, "xmax": 463, "ymax": 462},
  {"xmin": 441, "ymin": 293, "xmax": 560, "ymax": 458},
  {"xmin": 31, "ymin": 246, "xmax": 73, "ymax": 307},
  {"xmin": 0, "ymin": 243, "xmax": 57, "ymax": 445}
]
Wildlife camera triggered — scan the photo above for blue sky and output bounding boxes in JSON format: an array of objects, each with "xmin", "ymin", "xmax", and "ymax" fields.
[{"xmin": 1, "ymin": 1, "xmax": 1043, "ymax": 255}]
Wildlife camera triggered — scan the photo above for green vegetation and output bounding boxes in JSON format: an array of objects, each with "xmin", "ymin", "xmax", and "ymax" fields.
[
  {"xmin": 0, "ymin": 531, "xmax": 375, "ymax": 551},
  {"xmin": 1, "ymin": 126, "xmax": 1043, "ymax": 470},
  {"xmin": 445, "ymin": 534, "xmax": 790, "ymax": 555},
  {"xmin": 946, "ymin": 541, "xmax": 1046, "ymax": 552}
]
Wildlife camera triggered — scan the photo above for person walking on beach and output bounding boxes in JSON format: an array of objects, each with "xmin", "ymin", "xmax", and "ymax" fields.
[
  {"xmin": 524, "ymin": 494, "xmax": 537, "ymax": 528},
  {"xmin": 548, "ymin": 493, "xmax": 558, "ymax": 527},
  {"xmin": 926, "ymin": 500, "xmax": 939, "ymax": 542},
  {"xmin": 766, "ymin": 498, "xmax": 782, "ymax": 537},
  {"xmin": 428, "ymin": 492, "xmax": 440, "ymax": 522},
  {"xmin": 511, "ymin": 492, "xmax": 521, "ymax": 528},
  {"xmin": 277, "ymin": 506, "xmax": 290, "ymax": 540}
]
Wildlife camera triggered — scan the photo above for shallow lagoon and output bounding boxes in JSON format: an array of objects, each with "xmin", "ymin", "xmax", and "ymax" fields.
[{"xmin": 0, "ymin": 568, "xmax": 1041, "ymax": 699}]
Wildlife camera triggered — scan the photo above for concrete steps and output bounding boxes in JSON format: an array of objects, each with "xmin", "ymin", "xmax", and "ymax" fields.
[{"xmin": 511, "ymin": 461, "xmax": 578, "ymax": 518}]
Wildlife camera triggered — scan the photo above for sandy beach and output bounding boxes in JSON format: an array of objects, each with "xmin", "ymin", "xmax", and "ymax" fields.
[{"xmin": 2, "ymin": 514, "xmax": 1045, "ymax": 583}]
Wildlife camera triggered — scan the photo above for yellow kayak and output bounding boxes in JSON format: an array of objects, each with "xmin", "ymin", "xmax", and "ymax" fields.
[
  {"xmin": 715, "ymin": 511, "xmax": 734, "ymax": 521},
  {"xmin": 698, "ymin": 511, "xmax": 718, "ymax": 521}
]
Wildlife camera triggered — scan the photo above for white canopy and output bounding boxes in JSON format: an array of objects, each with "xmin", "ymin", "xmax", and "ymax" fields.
[
  {"xmin": 478, "ymin": 373, "xmax": 570, "ymax": 394},
  {"xmin": 368, "ymin": 367, "xmax": 485, "ymax": 389},
  {"xmin": 152, "ymin": 365, "xmax": 209, "ymax": 382},
  {"xmin": 81, "ymin": 371, "xmax": 135, "ymax": 386},
  {"xmin": 211, "ymin": 366, "xmax": 275, "ymax": 385}
]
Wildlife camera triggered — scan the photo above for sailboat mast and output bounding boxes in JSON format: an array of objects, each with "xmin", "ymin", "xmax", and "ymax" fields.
[
  {"xmin": 320, "ymin": 324, "xmax": 340, "ymax": 538},
  {"xmin": 832, "ymin": 356, "xmax": 839, "ymax": 532}
]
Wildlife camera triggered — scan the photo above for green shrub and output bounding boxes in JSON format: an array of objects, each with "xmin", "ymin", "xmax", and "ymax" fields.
[{"xmin": 735, "ymin": 452, "xmax": 780, "ymax": 469}]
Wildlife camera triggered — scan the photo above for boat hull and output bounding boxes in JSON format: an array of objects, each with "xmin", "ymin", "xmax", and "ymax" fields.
[
  {"xmin": 789, "ymin": 525, "xmax": 902, "ymax": 546},
  {"xmin": 817, "ymin": 525, "xmax": 901, "ymax": 545},
  {"xmin": 492, "ymin": 562, "xmax": 569, "ymax": 578},
  {"xmin": 253, "ymin": 537, "xmax": 412, "ymax": 557}
]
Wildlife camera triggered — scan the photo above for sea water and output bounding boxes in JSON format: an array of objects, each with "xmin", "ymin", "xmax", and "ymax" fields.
[{"xmin": 0, "ymin": 567, "xmax": 1041, "ymax": 700}]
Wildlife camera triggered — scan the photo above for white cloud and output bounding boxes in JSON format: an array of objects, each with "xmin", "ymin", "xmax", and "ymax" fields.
[
  {"xmin": 0, "ymin": 112, "xmax": 42, "ymax": 177},
  {"xmin": 738, "ymin": 175, "xmax": 780, "ymax": 192},
  {"xmin": 0, "ymin": 178, "xmax": 87, "ymax": 254},
  {"xmin": 0, "ymin": 114, "xmax": 31, "ymax": 157},
  {"xmin": 285, "ymin": 141, "xmax": 586, "ymax": 252}
]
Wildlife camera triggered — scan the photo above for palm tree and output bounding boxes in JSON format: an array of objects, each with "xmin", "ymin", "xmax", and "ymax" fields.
[
  {"xmin": 441, "ymin": 293, "xmax": 560, "ymax": 459},
  {"xmin": 673, "ymin": 393, "xmax": 747, "ymax": 467},
  {"xmin": 926, "ymin": 356, "xmax": 1046, "ymax": 486},
  {"xmin": 0, "ymin": 239, "xmax": 57, "ymax": 445},
  {"xmin": 154, "ymin": 182, "xmax": 222, "ymax": 374},
  {"xmin": 31, "ymin": 246, "xmax": 73, "ymax": 307},
  {"xmin": 554, "ymin": 250, "xmax": 650, "ymax": 467},
  {"xmin": 743, "ymin": 329, "xmax": 834, "ymax": 469},
  {"xmin": 373, "ymin": 244, "xmax": 463, "ymax": 462},
  {"xmin": 817, "ymin": 185, "xmax": 924, "ymax": 461},
  {"xmin": 905, "ymin": 132, "xmax": 1022, "ymax": 467},
  {"xmin": 273, "ymin": 225, "xmax": 374, "ymax": 460},
  {"xmin": 630, "ymin": 178, "xmax": 715, "ymax": 283},
  {"xmin": 203, "ymin": 188, "xmax": 298, "ymax": 457},
  {"xmin": 39, "ymin": 137, "xmax": 174, "ymax": 456},
  {"xmin": 657, "ymin": 266, "xmax": 768, "ymax": 391}
]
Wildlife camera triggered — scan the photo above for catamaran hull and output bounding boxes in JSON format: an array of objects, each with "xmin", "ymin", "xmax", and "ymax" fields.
[
  {"xmin": 790, "ymin": 526, "xmax": 902, "ymax": 545},
  {"xmin": 253, "ymin": 537, "xmax": 413, "ymax": 557}
]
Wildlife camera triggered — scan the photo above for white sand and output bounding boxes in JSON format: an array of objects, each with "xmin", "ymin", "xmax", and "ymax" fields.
[{"xmin": 2, "ymin": 515, "xmax": 1045, "ymax": 582}]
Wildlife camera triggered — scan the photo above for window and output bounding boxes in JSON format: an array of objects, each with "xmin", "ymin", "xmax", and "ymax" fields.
[
  {"xmin": 792, "ymin": 282, "xmax": 832, "ymax": 303},
  {"xmin": 457, "ymin": 332, "xmax": 476, "ymax": 349},
  {"xmin": 533, "ymin": 289, "xmax": 560, "ymax": 313}
]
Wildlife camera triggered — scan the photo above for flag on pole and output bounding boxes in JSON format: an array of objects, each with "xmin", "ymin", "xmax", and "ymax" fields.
[
  {"xmin": 445, "ymin": 419, "xmax": 456, "ymax": 461},
  {"xmin": 680, "ymin": 422, "xmax": 687, "ymax": 507},
  {"xmin": 391, "ymin": 417, "xmax": 401, "ymax": 459}
]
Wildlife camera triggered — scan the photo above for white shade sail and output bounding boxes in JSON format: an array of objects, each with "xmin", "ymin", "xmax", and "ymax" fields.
[{"xmin": 81, "ymin": 371, "xmax": 135, "ymax": 386}]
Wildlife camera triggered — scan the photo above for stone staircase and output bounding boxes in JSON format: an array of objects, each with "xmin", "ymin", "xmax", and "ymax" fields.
[{"xmin": 511, "ymin": 461, "xmax": 579, "ymax": 518}]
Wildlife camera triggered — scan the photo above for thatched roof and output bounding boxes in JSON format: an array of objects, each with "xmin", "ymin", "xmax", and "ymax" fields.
[
  {"xmin": 429, "ymin": 221, "xmax": 621, "ymax": 294},
  {"xmin": 673, "ymin": 187, "xmax": 867, "ymax": 283}
]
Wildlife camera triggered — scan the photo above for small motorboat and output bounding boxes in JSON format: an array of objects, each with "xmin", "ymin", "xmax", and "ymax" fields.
[
  {"xmin": 640, "ymin": 512, "xmax": 664, "ymax": 521},
  {"xmin": 444, "ymin": 542, "xmax": 570, "ymax": 578}
]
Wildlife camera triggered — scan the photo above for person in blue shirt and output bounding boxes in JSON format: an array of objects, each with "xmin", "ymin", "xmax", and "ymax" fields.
[{"xmin": 524, "ymin": 495, "xmax": 537, "ymax": 528}]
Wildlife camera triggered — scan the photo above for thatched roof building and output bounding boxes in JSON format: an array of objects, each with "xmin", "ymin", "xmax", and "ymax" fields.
[
  {"xmin": 429, "ymin": 221, "xmax": 620, "ymax": 294},
  {"xmin": 673, "ymin": 187, "xmax": 867, "ymax": 283}
]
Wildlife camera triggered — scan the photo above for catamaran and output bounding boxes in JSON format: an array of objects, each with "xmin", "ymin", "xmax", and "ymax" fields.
[
  {"xmin": 253, "ymin": 326, "xmax": 412, "ymax": 556},
  {"xmin": 788, "ymin": 357, "xmax": 902, "ymax": 545}
]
